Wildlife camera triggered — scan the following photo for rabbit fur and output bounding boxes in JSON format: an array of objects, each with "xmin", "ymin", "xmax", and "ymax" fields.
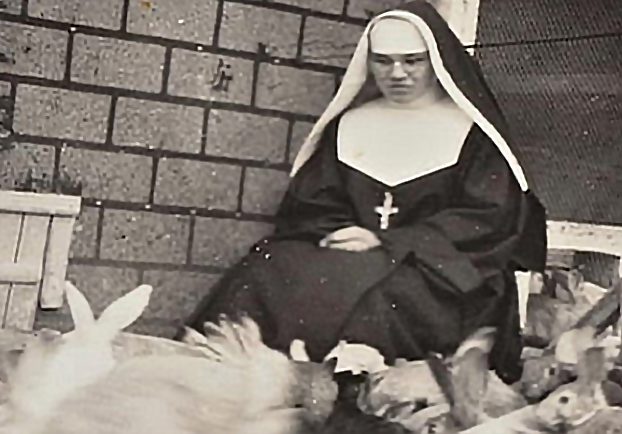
[
  {"xmin": 0, "ymin": 281, "xmax": 152, "ymax": 426},
  {"xmin": 0, "ymin": 313, "xmax": 339, "ymax": 434},
  {"xmin": 533, "ymin": 325, "xmax": 613, "ymax": 431},
  {"xmin": 361, "ymin": 327, "xmax": 527, "ymax": 433}
]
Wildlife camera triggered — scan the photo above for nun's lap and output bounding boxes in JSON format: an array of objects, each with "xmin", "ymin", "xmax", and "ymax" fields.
[{"xmin": 182, "ymin": 239, "xmax": 504, "ymax": 363}]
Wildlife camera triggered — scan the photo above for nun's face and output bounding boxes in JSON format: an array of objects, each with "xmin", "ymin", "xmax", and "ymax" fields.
[{"xmin": 368, "ymin": 51, "xmax": 436, "ymax": 104}]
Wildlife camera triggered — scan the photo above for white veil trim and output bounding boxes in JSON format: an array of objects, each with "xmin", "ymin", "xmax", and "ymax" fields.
[{"xmin": 289, "ymin": 9, "xmax": 529, "ymax": 192}]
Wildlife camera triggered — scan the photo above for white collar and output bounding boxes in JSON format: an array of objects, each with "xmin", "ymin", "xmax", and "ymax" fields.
[{"xmin": 337, "ymin": 97, "xmax": 473, "ymax": 187}]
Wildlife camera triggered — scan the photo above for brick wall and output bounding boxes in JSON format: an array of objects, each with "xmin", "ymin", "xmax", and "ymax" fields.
[{"xmin": 0, "ymin": 0, "xmax": 620, "ymax": 336}]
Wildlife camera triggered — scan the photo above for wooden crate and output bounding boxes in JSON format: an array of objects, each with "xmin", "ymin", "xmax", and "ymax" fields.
[{"xmin": 0, "ymin": 190, "xmax": 81, "ymax": 331}]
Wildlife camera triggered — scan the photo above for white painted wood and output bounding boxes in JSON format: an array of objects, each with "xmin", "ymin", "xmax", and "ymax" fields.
[
  {"xmin": 0, "ymin": 191, "xmax": 81, "ymax": 217},
  {"xmin": 40, "ymin": 216, "xmax": 78, "ymax": 309},
  {"xmin": 3, "ymin": 214, "xmax": 50, "ymax": 330},
  {"xmin": 0, "ymin": 263, "xmax": 41, "ymax": 283},
  {"xmin": 0, "ymin": 213, "xmax": 22, "ymax": 328},
  {"xmin": 546, "ymin": 220, "xmax": 622, "ymax": 256},
  {"xmin": 0, "ymin": 191, "xmax": 81, "ymax": 328}
]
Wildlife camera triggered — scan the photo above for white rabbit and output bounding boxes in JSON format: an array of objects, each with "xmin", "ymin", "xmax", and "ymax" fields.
[
  {"xmin": 0, "ymin": 314, "xmax": 338, "ymax": 434},
  {"xmin": 0, "ymin": 281, "xmax": 152, "ymax": 426}
]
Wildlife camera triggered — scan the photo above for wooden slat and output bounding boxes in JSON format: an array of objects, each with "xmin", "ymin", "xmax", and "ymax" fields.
[
  {"xmin": 547, "ymin": 220, "xmax": 622, "ymax": 256},
  {"xmin": 4, "ymin": 284, "xmax": 40, "ymax": 330},
  {"xmin": 40, "ymin": 216, "xmax": 77, "ymax": 309},
  {"xmin": 0, "ymin": 263, "xmax": 41, "ymax": 283},
  {"xmin": 0, "ymin": 191, "xmax": 81, "ymax": 217},
  {"xmin": 0, "ymin": 213, "xmax": 23, "ymax": 325},
  {"xmin": 3, "ymin": 214, "xmax": 50, "ymax": 330},
  {"xmin": 0, "ymin": 213, "xmax": 23, "ymax": 262}
]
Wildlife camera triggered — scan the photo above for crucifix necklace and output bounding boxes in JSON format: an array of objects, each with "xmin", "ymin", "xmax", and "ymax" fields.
[{"xmin": 374, "ymin": 192, "xmax": 399, "ymax": 230}]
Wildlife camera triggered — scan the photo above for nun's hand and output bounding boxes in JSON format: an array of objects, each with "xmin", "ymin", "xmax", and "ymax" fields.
[{"xmin": 319, "ymin": 226, "xmax": 381, "ymax": 252}]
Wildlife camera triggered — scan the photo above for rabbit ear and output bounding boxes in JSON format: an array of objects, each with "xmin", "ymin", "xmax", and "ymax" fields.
[
  {"xmin": 323, "ymin": 356, "xmax": 338, "ymax": 373},
  {"xmin": 540, "ymin": 270, "xmax": 555, "ymax": 297},
  {"xmin": 453, "ymin": 327, "xmax": 497, "ymax": 362},
  {"xmin": 554, "ymin": 284, "xmax": 575, "ymax": 304},
  {"xmin": 65, "ymin": 281, "xmax": 95, "ymax": 331},
  {"xmin": 576, "ymin": 346, "xmax": 608, "ymax": 387},
  {"xmin": 450, "ymin": 346, "xmax": 491, "ymax": 428},
  {"xmin": 528, "ymin": 271, "xmax": 544, "ymax": 290},
  {"xmin": 447, "ymin": 328, "xmax": 497, "ymax": 428},
  {"xmin": 568, "ymin": 268, "xmax": 584, "ymax": 290},
  {"xmin": 547, "ymin": 268, "xmax": 576, "ymax": 303},
  {"xmin": 95, "ymin": 284, "xmax": 153, "ymax": 338},
  {"xmin": 426, "ymin": 352, "xmax": 455, "ymax": 407}
]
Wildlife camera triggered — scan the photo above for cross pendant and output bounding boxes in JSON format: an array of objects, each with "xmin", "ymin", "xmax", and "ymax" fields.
[{"xmin": 374, "ymin": 192, "xmax": 399, "ymax": 230}]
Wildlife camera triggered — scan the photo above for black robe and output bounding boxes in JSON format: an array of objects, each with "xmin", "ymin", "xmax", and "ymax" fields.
[{"xmin": 178, "ymin": 0, "xmax": 548, "ymax": 385}]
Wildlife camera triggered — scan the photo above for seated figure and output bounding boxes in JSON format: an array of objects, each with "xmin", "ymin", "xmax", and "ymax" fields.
[{"xmin": 178, "ymin": 0, "xmax": 548, "ymax": 384}]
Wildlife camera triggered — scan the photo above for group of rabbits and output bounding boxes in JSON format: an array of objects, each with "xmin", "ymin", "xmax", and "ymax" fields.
[
  {"xmin": 0, "ymin": 282, "xmax": 339, "ymax": 434},
  {"xmin": 355, "ymin": 316, "xmax": 622, "ymax": 432},
  {"xmin": 330, "ymin": 267, "xmax": 622, "ymax": 433},
  {"xmin": 0, "ymin": 275, "xmax": 620, "ymax": 434}
]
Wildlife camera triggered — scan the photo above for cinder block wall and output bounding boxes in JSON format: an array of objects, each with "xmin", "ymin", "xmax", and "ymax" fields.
[{"xmin": 0, "ymin": 0, "xmax": 620, "ymax": 336}]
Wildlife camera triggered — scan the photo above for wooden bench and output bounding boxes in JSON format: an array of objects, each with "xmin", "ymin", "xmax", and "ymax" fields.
[{"xmin": 0, "ymin": 190, "xmax": 81, "ymax": 331}]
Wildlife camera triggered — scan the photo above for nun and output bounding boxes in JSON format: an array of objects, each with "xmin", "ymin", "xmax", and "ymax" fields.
[{"xmin": 179, "ymin": 0, "xmax": 547, "ymax": 384}]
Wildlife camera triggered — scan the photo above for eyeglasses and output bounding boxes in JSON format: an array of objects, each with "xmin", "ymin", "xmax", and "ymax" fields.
[{"xmin": 369, "ymin": 52, "xmax": 430, "ymax": 70}]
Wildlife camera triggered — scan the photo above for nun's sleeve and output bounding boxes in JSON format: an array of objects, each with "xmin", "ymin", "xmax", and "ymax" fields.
[
  {"xmin": 379, "ymin": 128, "xmax": 526, "ymax": 295},
  {"xmin": 273, "ymin": 122, "xmax": 357, "ymax": 242}
]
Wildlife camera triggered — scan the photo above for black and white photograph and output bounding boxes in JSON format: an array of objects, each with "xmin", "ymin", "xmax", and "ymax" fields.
[{"xmin": 0, "ymin": 0, "xmax": 621, "ymax": 432}]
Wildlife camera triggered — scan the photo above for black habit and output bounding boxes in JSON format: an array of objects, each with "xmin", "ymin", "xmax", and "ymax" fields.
[{"xmin": 178, "ymin": 0, "xmax": 548, "ymax": 385}]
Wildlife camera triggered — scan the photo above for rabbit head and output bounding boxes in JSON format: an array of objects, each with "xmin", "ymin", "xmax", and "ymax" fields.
[
  {"xmin": 2, "ymin": 281, "xmax": 152, "ymax": 419},
  {"xmin": 287, "ymin": 338, "xmax": 339, "ymax": 422},
  {"xmin": 520, "ymin": 321, "xmax": 620, "ymax": 403},
  {"xmin": 290, "ymin": 358, "xmax": 339, "ymax": 425},
  {"xmin": 534, "ymin": 326, "xmax": 610, "ymax": 430},
  {"xmin": 519, "ymin": 348, "xmax": 576, "ymax": 402}
]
